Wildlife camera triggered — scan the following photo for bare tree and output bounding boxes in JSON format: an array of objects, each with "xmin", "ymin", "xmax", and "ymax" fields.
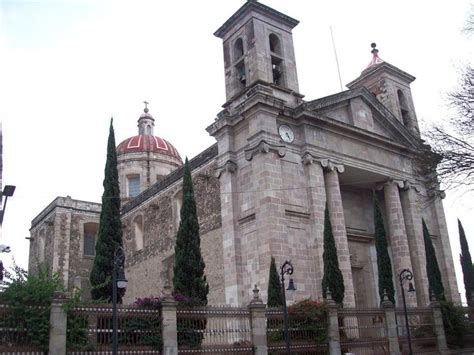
[{"xmin": 423, "ymin": 66, "xmax": 473, "ymax": 191}]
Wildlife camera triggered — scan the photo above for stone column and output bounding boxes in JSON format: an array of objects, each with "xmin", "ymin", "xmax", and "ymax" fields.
[
  {"xmin": 49, "ymin": 291, "xmax": 67, "ymax": 355},
  {"xmin": 326, "ymin": 293, "xmax": 341, "ymax": 355},
  {"xmin": 161, "ymin": 287, "xmax": 178, "ymax": 355},
  {"xmin": 400, "ymin": 183, "xmax": 430, "ymax": 306},
  {"xmin": 433, "ymin": 197, "xmax": 461, "ymax": 303},
  {"xmin": 217, "ymin": 159, "xmax": 244, "ymax": 305},
  {"xmin": 430, "ymin": 296, "xmax": 449, "ymax": 354},
  {"xmin": 302, "ymin": 153, "xmax": 327, "ymax": 299},
  {"xmin": 248, "ymin": 286, "xmax": 268, "ymax": 355},
  {"xmin": 322, "ymin": 160, "xmax": 355, "ymax": 307},
  {"xmin": 381, "ymin": 293, "xmax": 401, "ymax": 355},
  {"xmin": 382, "ymin": 180, "xmax": 417, "ymax": 307}
]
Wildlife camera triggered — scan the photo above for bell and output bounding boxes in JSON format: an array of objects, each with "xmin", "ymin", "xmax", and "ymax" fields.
[
  {"xmin": 286, "ymin": 278, "xmax": 296, "ymax": 291},
  {"xmin": 408, "ymin": 282, "xmax": 416, "ymax": 293}
]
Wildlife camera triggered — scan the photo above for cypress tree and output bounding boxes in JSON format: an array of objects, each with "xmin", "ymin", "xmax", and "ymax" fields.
[
  {"xmin": 90, "ymin": 119, "xmax": 124, "ymax": 302},
  {"xmin": 373, "ymin": 192, "xmax": 395, "ymax": 304},
  {"xmin": 423, "ymin": 219, "xmax": 445, "ymax": 301},
  {"xmin": 459, "ymin": 219, "xmax": 474, "ymax": 306},
  {"xmin": 322, "ymin": 203, "xmax": 345, "ymax": 305},
  {"xmin": 173, "ymin": 158, "xmax": 209, "ymax": 304},
  {"xmin": 267, "ymin": 256, "xmax": 284, "ymax": 307}
]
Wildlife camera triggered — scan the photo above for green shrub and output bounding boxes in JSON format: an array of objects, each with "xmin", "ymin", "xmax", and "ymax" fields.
[
  {"xmin": 441, "ymin": 301, "xmax": 469, "ymax": 346},
  {"xmin": 65, "ymin": 292, "xmax": 91, "ymax": 351},
  {"xmin": 0, "ymin": 264, "xmax": 63, "ymax": 351}
]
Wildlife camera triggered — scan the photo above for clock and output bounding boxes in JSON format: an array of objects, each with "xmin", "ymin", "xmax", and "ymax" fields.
[{"xmin": 278, "ymin": 124, "xmax": 294, "ymax": 143}]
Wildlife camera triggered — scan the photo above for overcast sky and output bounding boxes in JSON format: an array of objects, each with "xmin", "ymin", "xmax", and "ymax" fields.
[{"xmin": 0, "ymin": 0, "xmax": 472, "ymax": 301}]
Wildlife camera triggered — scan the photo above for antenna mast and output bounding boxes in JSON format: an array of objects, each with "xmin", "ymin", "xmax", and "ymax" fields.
[{"xmin": 330, "ymin": 26, "xmax": 343, "ymax": 92}]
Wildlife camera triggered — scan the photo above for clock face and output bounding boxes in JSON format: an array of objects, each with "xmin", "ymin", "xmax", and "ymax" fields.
[{"xmin": 278, "ymin": 124, "xmax": 294, "ymax": 143}]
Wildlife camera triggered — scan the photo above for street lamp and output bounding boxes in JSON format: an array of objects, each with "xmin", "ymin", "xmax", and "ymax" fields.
[
  {"xmin": 399, "ymin": 268, "xmax": 416, "ymax": 355},
  {"xmin": 112, "ymin": 246, "xmax": 127, "ymax": 355},
  {"xmin": 280, "ymin": 260, "xmax": 296, "ymax": 355},
  {"xmin": 0, "ymin": 185, "xmax": 16, "ymax": 225}
]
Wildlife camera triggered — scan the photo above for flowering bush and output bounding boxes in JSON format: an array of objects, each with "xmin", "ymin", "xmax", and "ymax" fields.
[
  {"xmin": 289, "ymin": 299, "xmax": 327, "ymax": 320},
  {"xmin": 134, "ymin": 296, "xmax": 162, "ymax": 309},
  {"xmin": 289, "ymin": 299, "xmax": 328, "ymax": 343}
]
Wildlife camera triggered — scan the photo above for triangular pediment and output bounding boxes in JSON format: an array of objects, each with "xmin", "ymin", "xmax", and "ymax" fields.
[{"xmin": 296, "ymin": 87, "xmax": 419, "ymax": 149}]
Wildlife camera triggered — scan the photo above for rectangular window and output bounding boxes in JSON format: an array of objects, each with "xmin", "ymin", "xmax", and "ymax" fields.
[
  {"xmin": 128, "ymin": 175, "xmax": 140, "ymax": 198},
  {"xmin": 84, "ymin": 233, "xmax": 95, "ymax": 256}
]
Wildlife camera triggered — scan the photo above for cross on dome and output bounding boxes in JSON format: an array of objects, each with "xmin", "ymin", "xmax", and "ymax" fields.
[{"xmin": 143, "ymin": 100, "xmax": 149, "ymax": 113}]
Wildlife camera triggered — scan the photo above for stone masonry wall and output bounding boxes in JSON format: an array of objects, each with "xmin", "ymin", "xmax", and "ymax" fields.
[{"xmin": 122, "ymin": 160, "xmax": 224, "ymax": 304}]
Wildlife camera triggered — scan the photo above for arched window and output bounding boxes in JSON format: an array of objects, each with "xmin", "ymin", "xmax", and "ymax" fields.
[
  {"xmin": 397, "ymin": 90, "xmax": 410, "ymax": 126},
  {"xmin": 269, "ymin": 33, "xmax": 281, "ymax": 54},
  {"xmin": 233, "ymin": 38, "xmax": 244, "ymax": 60},
  {"xmin": 133, "ymin": 215, "xmax": 144, "ymax": 251},
  {"xmin": 83, "ymin": 222, "xmax": 98, "ymax": 257}
]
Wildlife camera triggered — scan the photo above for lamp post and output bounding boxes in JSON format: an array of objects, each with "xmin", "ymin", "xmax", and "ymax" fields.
[
  {"xmin": 280, "ymin": 260, "xmax": 296, "ymax": 355},
  {"xmin": 399, "ymin": 268, "xmax": 416, "ymax": 355},
  {"xmin": 0, "ymin": 185, "xmax": 16, "ymax": 225},
  {"xmin": 112, "ymin": 246, "xmax": 127, "ymax": 355}
]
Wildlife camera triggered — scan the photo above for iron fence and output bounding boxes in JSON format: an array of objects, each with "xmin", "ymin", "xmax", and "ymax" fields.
[
  {"xmin": 67, "ymin": 304, "xmax": 161, "ymax": 353},
  {"xmin": 395, "ymin": 307, "xmax": 437, "ymax": 354},
  {"xmin": 176, "ymin": 305, "xmax": 252, "ymax": 354},
  {"xmin": 0, "ymin": 303, "xmax": 48, "ymax": 353},
  {"xmin": 338, "ymin": 308, "xmax": 388, "ymax": 355},
  {"xmin": 266, "ymin": 307, "xmax": 328, "ymax": 354}
]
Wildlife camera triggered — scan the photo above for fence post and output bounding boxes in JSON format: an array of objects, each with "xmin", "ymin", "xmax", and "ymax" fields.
[
  {"xmin": 161, "ymin": 286, "xmax": 178, "ymax": 355},
  {"xmin": 49, "ymin": 291, "xmax": 67, "ymax": 355},
  {"xmin": 381, "ymin": 292, "xmax": 401, "ymax": 355},
  {"xmin": 248, "ymin": 285, "xmax": 268, "ymax": 355},
  {"xmin": 430, "ymin": 295, "xmax": 449, "ymax": 354},
  {"xmin": 326, "ymin": 292, "xmax": 341, "ymax": 355}
]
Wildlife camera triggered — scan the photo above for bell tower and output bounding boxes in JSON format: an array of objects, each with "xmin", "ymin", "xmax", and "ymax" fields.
[
  {"xmin": 209, "ymin": 1, "xmax": 306, "ymax": 305},
  {"xmin": 347, "ymin": 44, "xmax": 420, "ymax": 136},
  {"xmin": 214, "ymin": 0, "xmax": 302, "ymax": 107}
]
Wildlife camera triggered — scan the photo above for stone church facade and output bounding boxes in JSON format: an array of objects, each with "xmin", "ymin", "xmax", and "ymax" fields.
[{"xmin": 29, "ymin": 0, "xmax": 460, "ymax": 307}]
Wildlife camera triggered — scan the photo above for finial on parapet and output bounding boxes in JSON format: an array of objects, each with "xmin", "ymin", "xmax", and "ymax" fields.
[
  {"xmin": 250, "ymin": 284, "xmax": 263, "ymax": 304},
  {"xmin": 381, "ymin": 289, "xmax": 394, "ymax": 307},
  {"xmin": 366, "ymin": 42, "xmax": 383, "ymax": 68},
  {"xmin": 162, "ymin": 285, "xmax": 173, "ymax": 300}
]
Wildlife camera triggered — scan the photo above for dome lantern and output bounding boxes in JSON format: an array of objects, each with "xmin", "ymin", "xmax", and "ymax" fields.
[{"xmin": 138, "ymin": 100, "xmax": 155, "ymax": 136}]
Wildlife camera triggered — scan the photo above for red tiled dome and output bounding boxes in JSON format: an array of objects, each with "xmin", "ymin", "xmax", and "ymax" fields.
[{"xmin": 117, "ymin": 135, "xmax": 182, "ymax": 161}]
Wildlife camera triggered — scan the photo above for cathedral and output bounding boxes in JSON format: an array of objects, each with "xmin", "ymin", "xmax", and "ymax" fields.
[{"xmin": 28, "ymin": 0, "xmax": 460, "ymax": 307}]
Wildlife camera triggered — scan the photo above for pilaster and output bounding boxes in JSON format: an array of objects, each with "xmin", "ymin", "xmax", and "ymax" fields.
[
  {"xmin": 247, "ymin": 140, "xmax": 286, "ymax": 304},
  {"xmin": 217, "ymin": 159, "xmax": 244, "ymax": 305},
  {"xmin": 382, "ymin": 180, "xmax": 417, "ymax": 306},
  {"xmin": 322, "ymin": 160, "xmax": 355, "ymax": 307}
]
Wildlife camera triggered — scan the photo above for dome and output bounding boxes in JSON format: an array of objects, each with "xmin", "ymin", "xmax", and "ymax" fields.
[{"xmin": 117, "ymin": 135, "xmax": 182, "ymax": 161}]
